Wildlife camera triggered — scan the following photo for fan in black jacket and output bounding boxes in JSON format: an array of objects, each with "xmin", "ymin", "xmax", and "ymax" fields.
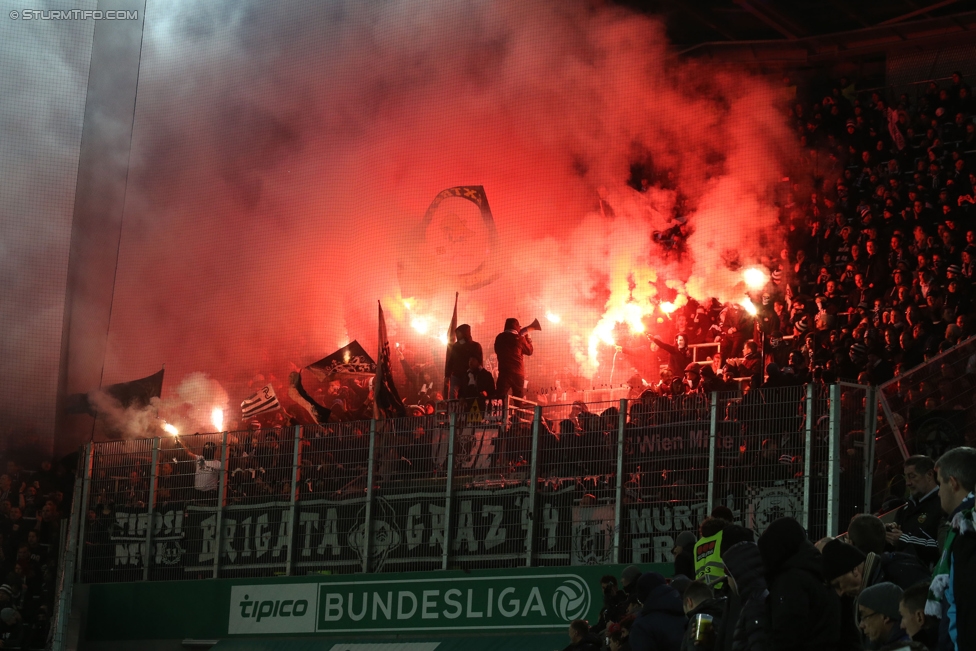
[
  {"xmin": 722, "ymin": 539, "xmax": 769, "ymax": 651},
  {"xmin": 757, "ymin": 518, "xmax": 841, "ymax": 651}
]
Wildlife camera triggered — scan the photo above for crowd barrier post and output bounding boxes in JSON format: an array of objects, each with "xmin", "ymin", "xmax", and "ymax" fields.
[
  {"xmin": 862, "ymin": 386, "xmax": 877, "ymax": 512},
  {"xmin": 75, "ymin": 443, "xmax": 94, "ymax": 582},
  {"xmin": 802, "ymin": 384, "xmax": 814, "ymax": 532},
  {"xmin": 612, "ymin": 399, "xmax": 626, "ymax": 564},
  {"xmin": 442, "ymin": 412, "xmax": 457, "ymax": 570},
  {"xmin": 142, "ymin": 437, "xmax": 160, "ymax": 581},
  {"xmin": 362, "ymin": 418, "xmax": 378, "ymax": 573},
  {"xmin": 524, "ymin": 405, "xmax": 542, "ymax": 567},
  {"xmin": 285, "ymin": 425, "xmax": 301, "ymax": 576},
  {"xmin": 707, "ymin": 392, "xmax": 718, "ymax": 515},
  {"xmin": 827, "ymin": 384, "xmax": 842, "ymax": 537},
  {"xmin": 51, "ymin": 446, "xmax": 88, "ymax": 651},
  {"xmin": 212, "ymin": 432, "xmax": 229, "ymax": 579}
]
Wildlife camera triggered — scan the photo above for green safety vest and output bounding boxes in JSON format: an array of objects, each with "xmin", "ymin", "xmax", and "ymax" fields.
[{"xmin": 694, "ymin": 531, "xmax": 727, "ymax": 589}]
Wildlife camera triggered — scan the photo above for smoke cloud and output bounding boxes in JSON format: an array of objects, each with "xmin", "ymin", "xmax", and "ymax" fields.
[
  {"xmin": 0, "ymin": 4, "xmax": 95, "ymax": 452},
  {"xmin": 79, "ymin": 0, "xmax": 799, "ymax": 432}
]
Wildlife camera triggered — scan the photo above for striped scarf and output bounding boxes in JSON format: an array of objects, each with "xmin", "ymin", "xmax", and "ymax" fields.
[{"xmin": 926, "ymin": 494, "xmax": 975, "ymax": 617}]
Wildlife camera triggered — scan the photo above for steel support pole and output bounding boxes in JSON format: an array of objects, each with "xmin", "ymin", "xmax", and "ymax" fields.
[
  {"xmin": 142, "ymin": 438, "xmax": 160, "ymax": 581},
  {"xmin": 827, "ymin": 384, "xmax": 842, "ymax": 537},
  {"xmin": 524, "ymin": 406, "xmax": 542, "ymax": 567},
  {"xmin": 613, "ymin": 399, "xmax": 626, "ymax": 564},
  {"xmin": 51, "ymin": 446, "xmax": 88, "ymax": 651},
  {"xmin": 862, "ymin": 386, "xmax": 877, "ymax": 514},
  {"xmin": 803, "ymin": 384, "xmax": 813, "ymax": 532},
  {"xmin": 707, "ymin": 392, "xmax": 718, "ymax": 516},
  {"xmin": 442, "ymin": 413, "xmax": 457, "ymax": 570},
  {"xmin": 285, "ymin": 425, "xmax": 301, "ymax": 576},
  {"xmin": 74, "ymin": 443, "xmax": 94, "ymax": 583},
  {"xmin": 212, "ymin": 432, "xmax": 229, "ymax": 579},
  {"xmin": 362, "ymin": 418, "xmax": 378, "ymax": 573}
]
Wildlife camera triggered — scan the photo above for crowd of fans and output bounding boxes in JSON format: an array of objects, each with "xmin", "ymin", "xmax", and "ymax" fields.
[
  {"xmin": 568, "ymin": 447, "xmax": 975, "ymax": 651},
  {"xmin": 620, "ymin": 72, "xmax": 976, "ymax": 403},
  {"xmin": 0, "ymin": 456, "xmax": 75, "ymax": 649},
  {"xmin": 9, "ymin": 69, "xmax": 976, "ymax": 651}
]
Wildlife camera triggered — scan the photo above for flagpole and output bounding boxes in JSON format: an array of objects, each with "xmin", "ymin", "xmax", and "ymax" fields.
[{"xmin": 444, "ymin": 292, "xmax": 458, "ymax": 399}]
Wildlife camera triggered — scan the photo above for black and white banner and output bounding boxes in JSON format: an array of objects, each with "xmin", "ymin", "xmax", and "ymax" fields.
[{"xmin": 94, "ymin": 480, "xmax": 805, "ymax": 574}]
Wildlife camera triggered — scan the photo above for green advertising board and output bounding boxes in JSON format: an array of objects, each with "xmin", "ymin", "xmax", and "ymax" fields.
[{"xmin": 86, "ymin": 563, "xmax": 671, "ymax": 642}]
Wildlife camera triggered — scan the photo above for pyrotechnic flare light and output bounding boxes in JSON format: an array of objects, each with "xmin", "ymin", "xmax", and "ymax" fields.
[
  {"xmin": 741, "ymin": 297, "xmax": 758, "ymax": 316},
  {"xmin": 546, "ymin": 311, "xmax": 561, "ymax": 324},
  {"xmin": 162, "ymin": 423, "xmax": 179, "ymax": 436},
  {"xmin": 211, "ymin": 408, "xmax": 224, "ymax": 432},
  {"xmin": 659, "ymin": 301, "xmax": 677, "ymax": 314},
  {"xmin": 402, "ymin": 298, "xmax": 414, "ymax": 310},
  {"xmin": 743, "ymin": 267, "xmax": 767, "ymax": 290},
  {"xmin": 438, "ymin": 333, "xmax": 449, "ymax": 345},
  {"xmin": 623, "ymin": 303, "xmax": 645, "ymax": 333},
  {"xmin": 411, "ymin": 317, "xmax": 429, "ymax": 334}
]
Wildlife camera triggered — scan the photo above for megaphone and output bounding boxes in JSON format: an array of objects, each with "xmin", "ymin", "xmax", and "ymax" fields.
[{"xmin": 520, "ymin": 318, "xmax": 542, "ymax": 336}]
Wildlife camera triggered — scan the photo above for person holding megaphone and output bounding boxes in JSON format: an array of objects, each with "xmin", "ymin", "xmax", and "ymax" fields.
[{"xmin": 493, "ymin": 317, "xmax": 538, "ymax": 398}]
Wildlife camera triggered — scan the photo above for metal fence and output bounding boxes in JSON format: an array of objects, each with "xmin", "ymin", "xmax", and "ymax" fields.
[
  {"xmin": 74, "ymin": 384, "xmax": 872, "ymax": 583},
  {"xmin": 873, "ymin": 334, "xmax": 976, "ymax": 510}
]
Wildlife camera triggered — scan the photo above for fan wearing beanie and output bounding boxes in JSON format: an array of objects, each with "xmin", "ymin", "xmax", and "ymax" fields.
[
  {"xmin": 857, "ymin": 582, "xmax": 909, "ymax": 649},
  {"xmin": 628, "ymin": 572, "xmax": 686, "ymax": 651},
  {"xmin": 822, "ymin": 539, "xmax": 869, "ymax": 597},
  {"xmin": 672, "ymin": 531, "xmax": 697, "ymax": 580},
  {"xmin": 620, "ymin": 565, "xmax": 642, "ymax": 596},
  {"xmin": 756, "ymin": 517, "xmax": 841, "ymax": 650}
]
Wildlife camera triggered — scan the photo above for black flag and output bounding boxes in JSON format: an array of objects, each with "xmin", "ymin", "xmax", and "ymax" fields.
[
  {"xmin": 306, "ymin": 340, "xmax": 377, "ymax": 381},
  {"xmin": 374, "ymin": 301, "xmax": 406, "ymax": 419},
  {"xmin": 63, "ymin": 368, "xmax": 165, "ymax": 416}
]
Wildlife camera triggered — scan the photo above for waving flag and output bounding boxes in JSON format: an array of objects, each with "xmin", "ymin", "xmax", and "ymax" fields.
[
  {"xmin": 241, "ymin": 384, "xmax": 281, "ymax": 418},
  {"xmin": 374, "ymin": 301, "xmax": 406, "ymax": 419},
  {"xmin": 63, "ymin": 368, "xmax": 165, "ymax": 416},
  {"xmin": 306, "ymin": 340, "xmax": 376, "ymax": 381},
  {"xmin": 444, "ymin": 292, "xmax": 458, "ymax": 382}
]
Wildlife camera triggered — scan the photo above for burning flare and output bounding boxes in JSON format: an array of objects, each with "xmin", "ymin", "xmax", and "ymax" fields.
[
  {"xmin": 162, "ymin": 422, "xmax": 179, "ymax": 436},
  {"xmin": 410, "ymin": 317, "xmax": 429, "ymax": 334},
  {"xmin": 743, "ymin": 267, "xmax": 767, "ymax": 291},
  {"xmin": 741, "ymin": 297, "xmax": 758, "ymax": 316},
  {"xmin": 211, "ymin": 407, "xmax": 224, "ymax": 432},
  {"xmin": 546, "ymin": 311, "xmax": 561, "ymax": 324}
]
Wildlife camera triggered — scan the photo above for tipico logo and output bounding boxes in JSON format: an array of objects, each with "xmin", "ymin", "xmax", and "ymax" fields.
[
  {"xmin": 229, "ymin": 584, "xmax": 318, "ymax": 634},
  {"xmin": 552, "ymin": 578, "xmax": 590, "ymax": 621}
]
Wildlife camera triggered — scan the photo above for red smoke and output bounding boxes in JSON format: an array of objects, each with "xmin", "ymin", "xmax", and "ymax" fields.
[{"xmin": 92, "ymin": 0, "xmax": 799, "ymax": 431}]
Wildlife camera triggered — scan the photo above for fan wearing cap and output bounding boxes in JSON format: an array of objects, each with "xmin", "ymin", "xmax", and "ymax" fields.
[
  {"xmin": 628, "ymin": 572, "xmax": 685, "ymax": 651},
  {"xmin": 857, "ymin": 582, "xmax": 909, "ymax": 649}
]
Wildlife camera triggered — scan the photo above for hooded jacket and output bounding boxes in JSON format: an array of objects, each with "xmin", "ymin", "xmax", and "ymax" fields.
[
  {"xmin": 629, "ymin": 583, "xmax": 686, "ymax": 651},
  {"xmin": 762, "ymin": 540, "xmax": 841, "ymax": 650},
  {"xmin": 722, "ymin": 542, "xmax": 770, "ymax": 651}
]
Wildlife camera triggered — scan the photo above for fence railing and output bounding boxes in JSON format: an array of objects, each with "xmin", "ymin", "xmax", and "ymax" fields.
[
  {"xmin": 72, "ymin": 384, "xmax": 876, "ymax": 583},
  {"xmin": 873, "ymin": 334, "xmax": 976, "ymax": 510}
]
